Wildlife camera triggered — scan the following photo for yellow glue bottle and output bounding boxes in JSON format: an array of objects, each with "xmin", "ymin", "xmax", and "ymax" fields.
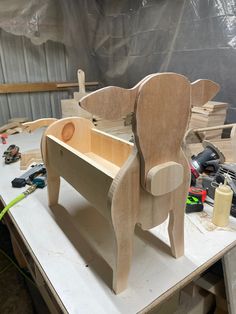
[{"xmin": 212, "ymin": 176, "xmax": 233, "ymax": 227}]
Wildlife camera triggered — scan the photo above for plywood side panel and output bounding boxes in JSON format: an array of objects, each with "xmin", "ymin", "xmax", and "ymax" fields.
[{"xmin": 91, "ymin": 128, "xmax": 133, "ymax": 167}]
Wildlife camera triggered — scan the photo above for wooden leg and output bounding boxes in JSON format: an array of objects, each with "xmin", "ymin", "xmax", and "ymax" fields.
[
  {"xmin": 168, "ymin": 204, "xmax": 185, "ymax": 258},
  {"xmin": 47, "ymin": 168, "xmax": 60, "ymax": 206},
  {"xmin": 168, "ymin": 154, "xmax": 190, "ymax": 258},
  {"xmin": 112, "ymin": 220, "xmax": 135, "ymax": 294},
  {"xmin": 109, "ymin": 152, "xmax": 140, "ymax": 293},
  {"xmin": 168, "ymin": 181, "xmax": 188, "ymax": 257}
]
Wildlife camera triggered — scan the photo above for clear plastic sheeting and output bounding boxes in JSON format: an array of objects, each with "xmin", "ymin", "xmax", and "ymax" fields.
[
  {"xmin": 0, "ymin": 0, "xmax": 236, "ymax": 120},
  {"xmin": 83, "ymin": 0, "xmax": 236, "ymax": 121},
  {"xmin": 0, "ymin": 0, "xmax": 63, "ymax": 45}
]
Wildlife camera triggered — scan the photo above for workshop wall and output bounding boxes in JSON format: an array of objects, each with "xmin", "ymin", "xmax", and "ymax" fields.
[
  {"xmin": 0, "ymin": 0, "xmax": 235, "ymax": 124},
  {"xmin": 0, "ymin": 29, "xmax": 68, "ymax": 126},
  {"xmin": 84, "ymin": 0, "xmax": 236, "ymax": 122}
]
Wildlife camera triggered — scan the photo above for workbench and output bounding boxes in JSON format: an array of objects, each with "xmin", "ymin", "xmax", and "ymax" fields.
[{"xmin": 1, "ymin": 130, "xmax": 236, "ymax": 314}]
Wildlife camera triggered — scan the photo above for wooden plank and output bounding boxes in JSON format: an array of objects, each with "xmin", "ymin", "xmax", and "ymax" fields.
[
  {"xmin": 0, "ymin": 121, "xmax": 20, "ymax": 133},
  {"xmin": 222, "ymin": 245, "xmax": 236, "ymax": 314},
  {"xmin": 61, "ymin": 70, "xmax": 93, "ymax": 120},
  {"xmin": 194, "ymin": 123, "xmax": 236, "ymax": 133},
  {"xmin": 91, "ymin": 128, "xmax": 133, "ymax": 167},
  {"xmin": 0, "ymin": 81, "xmax": 99, "ymax": 94}
]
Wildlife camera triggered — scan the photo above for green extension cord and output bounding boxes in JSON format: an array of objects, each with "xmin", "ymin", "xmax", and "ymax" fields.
[{"xmin": 0, "ymin": 184, "xmax": 38, "ymax": 221}]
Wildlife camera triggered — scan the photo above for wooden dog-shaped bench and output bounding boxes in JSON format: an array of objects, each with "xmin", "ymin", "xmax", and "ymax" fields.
[{"xmin": 41, "ymin": 73, "xmax": 192, "ymax": 293}]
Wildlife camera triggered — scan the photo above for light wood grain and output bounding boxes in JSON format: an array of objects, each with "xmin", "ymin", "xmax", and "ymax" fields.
[
  {"xmin": 23, "ymin": 118, "xmax": 57, "ymax": 133},
  {"xmin": 108, "ymin": 149, "xmax": 140, "ymax": 293},
  {"xmin": 134, "ymin": 73, "xmax": 191, "ymax": 190},
  {"xmin": 80, "ymin": 74, "xmax": 155, "ymax": 120},
  {"xmin": 189, "ymin": 100, "xmax": 228, "ymax": 142},
  {"xmin": 222, "ymin": 246, "xmax": 236, "ymax": 314},
  {"xmin": 0, "ymin": 122, "xmax": 20, "ymax": 133},
  {"xmin": 0, "ymin": 81, "xmax": 98, "ymax": 94},
  {"xmin": 20, "ymin": 149, "xmax": 42, "ymax": 170},
  {"xmin": 191, "ymin": 79, "xmax": 220, "ymax": 107},
  {"xmin": 42, "ymin": 73, "xmax": 192, "ymax": 293},
  {"xmin": 91, "ymin": 129, "xmax": 133, "ymax": 167},
  {"xmin": 61, "ymin": 69, "xmax": 93, "ymax": 120},
  {"xmin": 146, "ymin": 162, "xmax": 183, "ymax": 196},
  {"xmin": 195, "ymin": 123, "xmax": 236, "ymax": 133},
  {"xmin": 133, "ymin": 73, "xmax": 191, "ymax": 258}
]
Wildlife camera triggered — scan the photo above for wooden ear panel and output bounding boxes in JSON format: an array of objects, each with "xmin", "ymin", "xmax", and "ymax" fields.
[
  {"xmin": 79, "ymin": 74, "xmax": 156, "ymax": 120},
  {"xmin": 191, "ymin": 79, "xmax": 220, "ymax": 107},
  {"xmin": 80, "ymin": 86, "xmax": 137, "ymax": 120},
  {"xmin": 133, "ymin": 73, "xmax": 191, "ymax": 188}
]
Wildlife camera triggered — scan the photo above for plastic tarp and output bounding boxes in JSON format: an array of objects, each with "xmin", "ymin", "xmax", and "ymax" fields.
[{"xmin": 0, "ymin": 0, "xmax": 235, "ymax": 120}]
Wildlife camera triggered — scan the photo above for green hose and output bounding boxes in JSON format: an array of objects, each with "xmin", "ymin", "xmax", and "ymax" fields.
[
  {"xmin": 0, "ymin": 193, "xmax": 26, "ymax": 221},
  {"xmin": 0, "ymin": 184, "xmax": 38, "ymax": 221}
]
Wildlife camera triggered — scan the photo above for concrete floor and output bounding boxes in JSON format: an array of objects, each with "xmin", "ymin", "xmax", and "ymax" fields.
[{"xmin": 0, "ymin": 222, "xmax": 35, "ymax": 314}]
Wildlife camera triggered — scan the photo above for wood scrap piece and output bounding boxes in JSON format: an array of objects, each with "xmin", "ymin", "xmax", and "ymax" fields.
[
  {"xmin": 6, "ymin": 127, "xmax": 23, "ymax": 135},
  {"xmin": 23, "ymin": 118, "xmax": 57, "ymax": 133},
  {"xmin": 73, "ymin": 69, "xmax": 87, "ymax": 100},
  {"xmin": 189, "ymin": 101, "xmax": 228, "ymax": 141},
  {"xmin": 0, "ymin": 81, "xmax": 99, "ymax": 94},
  {"xmin": 0, "ymin": 122, "xmax": 20, "ymax": 133},
  {"xmin": 61, "ymin": 69, "xmax": 93, "ymax": 120},
  {"xmin": 191, "ymin": 79, "xmax": 220, "ymax": 107},
  {"xmin": 20, "ymin": 149, "xmax": 42, "ymax": 170},
  {"xmin": 194, "ymin": 123, "xmax": 236, "ymax": 133}
]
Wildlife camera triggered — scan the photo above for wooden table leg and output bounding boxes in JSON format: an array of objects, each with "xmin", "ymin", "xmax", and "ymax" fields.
[{"xmin": 222, "ymin": 245, "xmax": 236, "ymax": 314}]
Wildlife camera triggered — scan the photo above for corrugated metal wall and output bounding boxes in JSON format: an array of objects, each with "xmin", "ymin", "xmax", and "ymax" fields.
[{"xmin": 0, "ymin": 29, "xmax": 69, "ymax": 126}]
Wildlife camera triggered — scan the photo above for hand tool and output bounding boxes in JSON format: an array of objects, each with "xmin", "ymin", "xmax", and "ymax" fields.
[
  {"xmin": 2, "ymin": 144, "xmax": 21, "ymax": 164},
  {"xmin": 190, "ymin": 141, "xmax": 225, "ymax": 186},
  {"xmin": 11, "ymin": 163, "xmax": 46, "ymax": 188}
]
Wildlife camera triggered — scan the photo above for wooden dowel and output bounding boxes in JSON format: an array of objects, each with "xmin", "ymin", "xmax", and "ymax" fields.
[
  {"xmin": 194, "ymin": 124, "xmax": 236, "ymax": 133},
  {"xmin": 0, "ymin": 81, "xmax": 99, "ymax": 94}
]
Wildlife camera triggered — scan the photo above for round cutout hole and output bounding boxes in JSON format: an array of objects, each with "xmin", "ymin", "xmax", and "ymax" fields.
[{"xmin": 61, "ymin": 122, "xmax": 75, "ymax": 142}]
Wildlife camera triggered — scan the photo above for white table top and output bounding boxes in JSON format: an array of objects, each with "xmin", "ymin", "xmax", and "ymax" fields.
[{"xmin": 1, "ymin": 130, "xmax": 236, "ymax": 314}]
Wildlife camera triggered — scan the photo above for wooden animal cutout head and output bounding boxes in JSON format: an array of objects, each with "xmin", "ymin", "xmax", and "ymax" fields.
[
  {"xmin": 191, "ymin": 79, "xmax": 220, "ymax": 107},
  {"xmin": 133, "ymin": 73, "xmax": 191, "ymax": 190},
  {"xmin": 80, "ymin": 73, "xmax": 192, "ymax": 194}
]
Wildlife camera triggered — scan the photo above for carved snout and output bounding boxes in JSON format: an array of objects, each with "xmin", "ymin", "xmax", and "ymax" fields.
[{"xmin": 146, "ymin": 162, "xmax": 184, "ymax": 196}]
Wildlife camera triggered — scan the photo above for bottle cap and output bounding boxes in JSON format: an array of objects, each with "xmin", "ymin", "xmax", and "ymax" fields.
[
  {"xmin": 218, "ymin": 175, "xmax": 232, "ymax": 193},
  {"xmin": 218, "ymin": 183, "xmax": 232, "ymax": 193}
]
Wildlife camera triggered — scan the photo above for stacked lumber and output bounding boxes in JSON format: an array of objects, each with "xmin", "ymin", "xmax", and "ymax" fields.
[{"xmin": 189, "ymin": 101, "xmax": 228, "ymax": 141}]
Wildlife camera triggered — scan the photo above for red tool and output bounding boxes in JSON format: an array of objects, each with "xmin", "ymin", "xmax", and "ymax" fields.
[
  {"xmin": 0, "ymin": 133, "xmax": 8, "ymax": 144},
  {"xmin": 189, "ymin": 186, "xmax": 207, "ymax": 203}
]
